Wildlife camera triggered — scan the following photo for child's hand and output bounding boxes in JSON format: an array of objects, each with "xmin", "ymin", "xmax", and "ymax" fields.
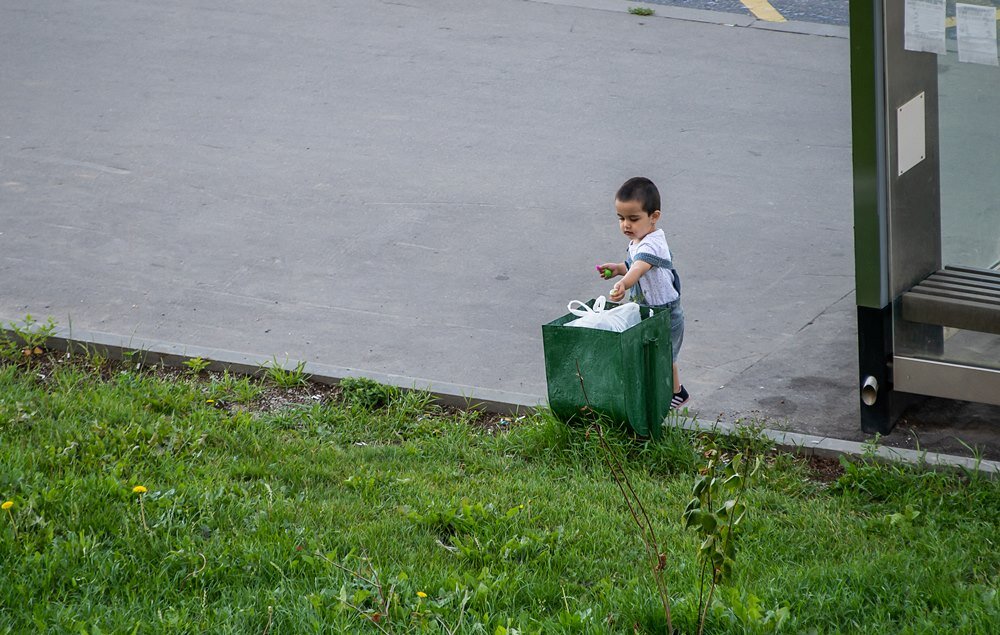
[
  {"xmin": 596, "ymin": 263, "xmax": 618, "ymax": 279},
  {"xmin": 609, "ymin": 281, "xmax": 626, "ymax": 302}
]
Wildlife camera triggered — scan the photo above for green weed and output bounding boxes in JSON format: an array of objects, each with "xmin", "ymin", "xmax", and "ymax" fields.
[
  {"xmin": 1, "ymin": 314, "xmax": 57, "ymax": 361},
  {"xmin": 261, "ymin": 356, "xmax": 310, "ymax": 388},
  {"xmin": 182, "ymin": 356, "xmax": 211, "ymax": 375},
  {"xmin": 206, "ymin": 371, "xmax": 264, "ymax": 405},
  {"xmin": 629, "ymin": 6, "xmax": 655, "ymax": 17},
  {"xmin": 339, "ymin": 376, "xmax": 402, "ymax": 410}
]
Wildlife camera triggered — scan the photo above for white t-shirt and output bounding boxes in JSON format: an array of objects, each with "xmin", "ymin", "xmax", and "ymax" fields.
[{"xmin": 627, "ymin": 228, "xmax": 679, "ymax": 306}]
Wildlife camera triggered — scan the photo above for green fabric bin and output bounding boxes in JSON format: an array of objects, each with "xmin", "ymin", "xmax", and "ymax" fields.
[{"xmin": 542, "ymin": 300, "xmax": 673, "ymax": 438}]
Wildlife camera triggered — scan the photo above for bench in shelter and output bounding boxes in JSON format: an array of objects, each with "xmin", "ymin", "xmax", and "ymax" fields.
[{"xmin": 901, "ymin": 266, "xmax": 1000, "ymax": 335}]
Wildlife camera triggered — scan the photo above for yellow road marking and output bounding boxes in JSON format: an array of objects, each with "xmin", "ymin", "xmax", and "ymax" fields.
[
  {"xmin": 945, "ymin": 8, "xmax": 1000, "ymax": 28},
  {"xmin": 741, "ymin": 0, "xmax": 787, "ymax": 23}
]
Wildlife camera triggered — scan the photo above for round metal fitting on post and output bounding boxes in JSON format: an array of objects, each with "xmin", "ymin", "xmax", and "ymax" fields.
[{"xmin": 861, "ymin": 376, "xmax": 879, "ymax": 407}]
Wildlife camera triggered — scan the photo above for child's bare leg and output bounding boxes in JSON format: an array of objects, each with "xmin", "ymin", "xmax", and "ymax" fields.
[{"xmin": 673, "ymin": 363, "xmax": 680, "ymax": 392}]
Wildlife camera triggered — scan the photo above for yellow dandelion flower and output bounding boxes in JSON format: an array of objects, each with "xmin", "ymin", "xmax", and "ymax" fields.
[
  {"xmin": 416, "ymin": 591, "xmax": 427, "ymax": 598},
  {"xmin": 3, "ymin": 500, "xmax": 16, "ymax": 538},
  {"xmin": 132, "ymin": 486, "xmax": 147, "ymax": 494}
]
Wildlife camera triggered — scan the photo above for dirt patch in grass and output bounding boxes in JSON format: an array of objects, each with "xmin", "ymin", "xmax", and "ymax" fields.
[
  {"xmin": 212, "ymin": 380, "xmax": 341, "ymax": 414},
  {"xmin": 804, "ymin": 454, "xmax": 845, "ymax": 483},
  {"xmin": 458, "ymin": 409, "xmax": 527, "ymax": 435}
]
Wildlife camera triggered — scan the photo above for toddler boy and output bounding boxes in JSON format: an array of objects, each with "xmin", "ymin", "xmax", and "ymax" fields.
[{"xmin": 599, "ymin": 176, "xmax": 688, "ymax": 408}]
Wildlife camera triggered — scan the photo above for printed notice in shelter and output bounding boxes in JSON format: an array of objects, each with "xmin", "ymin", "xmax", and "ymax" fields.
[
  {"xmin": 905, "ymin": 0, "xmax": 946, "ymax": 54},
  {"xmin": 956, "ymin": 3, "xmax": 999, "ymax": 65}
]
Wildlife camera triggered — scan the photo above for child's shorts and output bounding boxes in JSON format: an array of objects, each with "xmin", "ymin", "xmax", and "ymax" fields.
[{"xmin": 650, "ymin": 301, "xmax": 684, "ymax": 363}]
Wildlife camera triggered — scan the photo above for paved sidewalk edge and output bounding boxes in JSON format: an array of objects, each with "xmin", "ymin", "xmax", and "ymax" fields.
[
  {"xmin": 3, "ymin": 321, "xmax": 994, "ymax": 475},
  {"xmin": 675, "ymin": 419, "xmax": 998, "ymax": 476},
  {"xmin": 529, "ymin": 0, "xmax": 849, "ymax": 39}
]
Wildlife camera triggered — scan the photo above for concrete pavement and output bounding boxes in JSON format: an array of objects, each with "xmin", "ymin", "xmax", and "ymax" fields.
[{"xmin": 2, "ymin": 0, "xmax": 996, "ymax": 460}]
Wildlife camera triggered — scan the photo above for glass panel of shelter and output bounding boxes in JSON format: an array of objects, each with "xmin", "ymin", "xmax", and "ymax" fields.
[{"xmin": 896, "ymin": 0, "xmax": 1000, "ymax": 371}]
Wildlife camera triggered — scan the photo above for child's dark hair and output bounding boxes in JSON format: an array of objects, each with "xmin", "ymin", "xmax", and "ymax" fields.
[{"xmin": 616, "ymin": 177, "xmax": 660, "ymax": 215}]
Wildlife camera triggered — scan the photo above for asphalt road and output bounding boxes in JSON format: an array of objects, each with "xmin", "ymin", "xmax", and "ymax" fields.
[
  {"xmin": 0, "ymin": 0, "xmax": 856, "ymax": 420},
  {"xmin": 641, "ymin": 0, "xmax": 849, "ymax": 25}
]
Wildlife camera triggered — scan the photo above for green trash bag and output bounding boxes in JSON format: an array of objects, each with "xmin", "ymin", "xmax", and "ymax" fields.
[{"xmin": 542, "ymin": 300, "xmax": 673, "ymax": 439}]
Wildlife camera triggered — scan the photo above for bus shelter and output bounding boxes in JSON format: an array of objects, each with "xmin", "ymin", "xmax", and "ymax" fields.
[{"xmin": 852, "ymin": 0, "xmax": 1000, "ymax": 433}]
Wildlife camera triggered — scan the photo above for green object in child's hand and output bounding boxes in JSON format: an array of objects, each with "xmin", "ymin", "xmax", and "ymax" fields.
[{"xmin": 596, "ymin": 265, "xmax": 614, "ymax": 279}]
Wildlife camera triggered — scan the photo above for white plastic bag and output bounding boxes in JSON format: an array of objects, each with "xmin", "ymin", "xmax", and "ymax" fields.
[{"xmin": 565, "ymin": 296, "xmax": 641, "ymax": 332}]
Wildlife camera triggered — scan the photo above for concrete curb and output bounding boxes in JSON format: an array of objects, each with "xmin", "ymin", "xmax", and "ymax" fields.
[
  {"xmin": 3, "ymin": 319, "xmax": 995, "ymax": 475},
  {"xmin": 676, "ymin": 419, "xmax": 999, "ymax": 475},
  {"xmin": 530, "ymin": 0, "xmax": 849, "ymax": 39}
]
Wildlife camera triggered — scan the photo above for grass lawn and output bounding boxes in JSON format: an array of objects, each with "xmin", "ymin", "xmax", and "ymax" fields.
[{"xmin": 0, "ymin": 353, "xmax": 998, "ymax": 634}]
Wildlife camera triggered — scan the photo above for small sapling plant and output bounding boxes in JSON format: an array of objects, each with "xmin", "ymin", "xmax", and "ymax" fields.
[
  {"xmin": 682, "ymin": 437, "xmax": 762, "ymax": 634},
  {"xmin": 182, "ymin": 356, "xmax": 211, "ymax": 376}
]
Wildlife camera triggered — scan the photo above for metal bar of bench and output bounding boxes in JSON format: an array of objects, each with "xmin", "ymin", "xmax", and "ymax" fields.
[
  {"xmin": 916, "ymin": 280, "xmax": 1000, "ymax": 300},
  {"xmin": 901, "ymin": 293, "xmax": 1000, "ymax": 335},
  {"xmin": 902, "ymin": 265, "xmax": 1000, "ymax": 334},
  {"xmin": 933, "ymin": 269, "xmax": 1000, "ymax": 287},
  {"xmin": 923, "ymin": 274, "xmax": 1000, "ymax": 287},
  {"xmin": 944, "ymin": 264, "xmax": 1000, "ymax": 280},
  {"xmin": 906, "ymin": 286, "xmax": 1000, "ymax": 306}
]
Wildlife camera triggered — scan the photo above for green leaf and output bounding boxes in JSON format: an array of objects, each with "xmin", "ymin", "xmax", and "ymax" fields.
[
  {"xmin": 692, "ymin": 476, "xmax": 709, "ymax": 497},
  {"xmin": 766, "ymin": 606, "xmax": 791, "ymax": 627},
  {"xmin": 699, "ymin": 535, "xmax": 715, "ymax": 554},
  {"xmin": 716, "ymin": 499, "xmax": 737, "ymax": 516},
  {"xmin": 684, "ymin": 498, "xmax": 701, "ymax": 513},
  {"xmin": 744, "ymin": 592, "xmax": 762, "ymax": 620},
  {"xmin": 700, "ymin": 512, "xmax": 717, "ymax": 533},
  {"xmin": 352, "ymin": 589, "xmax": 371, "ymax": 605},
  {"xmin": 732, "ymin": 502, "xmax": 747, "ymax": 524},
  {"xmin": 734, "ymin": 452, "xmax": 745, "ymax": 470},
  {"xmin": 719, "ymin": 556, "xmax": 733, "ymax": 579},
  {"xmin": 684, "ymin": 509, "xmax": 702, "ymax": 529},
  {"xmin": 724, "ymin": 540, "xmax": 736, "ymax": 559}
]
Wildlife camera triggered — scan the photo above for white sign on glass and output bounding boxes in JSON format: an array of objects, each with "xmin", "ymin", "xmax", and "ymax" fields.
[
  {"xmin": 956, "ymin": 3, "xmax": 999, "ymax": 66},
  {"xmin": 905, "ymin": 0, "xmax": 946, "ymax": 55}
]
